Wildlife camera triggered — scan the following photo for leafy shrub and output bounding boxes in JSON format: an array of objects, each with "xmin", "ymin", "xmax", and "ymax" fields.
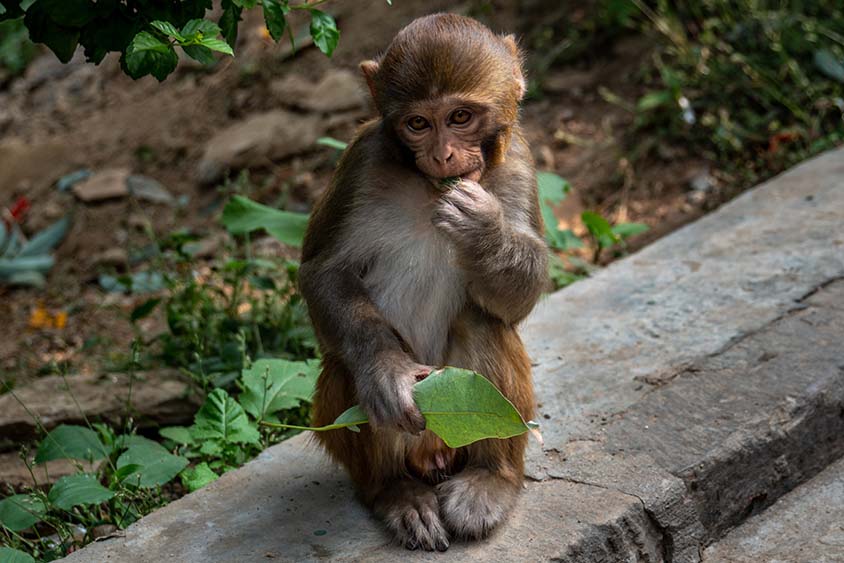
[
  {"xmin": 0, "ymin": 17, "xmax": 37, "ymax": 76},
  {"xmin": 631, "ymin": 1, "xmax": 844, "ymax": 178},
  {"xmin": 0, "ymin": 0, "xmax": 342, "ymax": 81}
]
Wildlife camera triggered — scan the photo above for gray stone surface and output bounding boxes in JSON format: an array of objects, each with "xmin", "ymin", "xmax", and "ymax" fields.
[
  {"xmin": 703, "ymin": 456, "xmax": 844, "ymax": 563},
  {"xmin": 60, "ymin": 148, "xmax": 844, "ymax": 562}
]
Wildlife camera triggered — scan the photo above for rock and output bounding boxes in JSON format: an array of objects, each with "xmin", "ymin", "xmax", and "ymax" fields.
[
  {"xmin": 0, "ymin": 371, "xmax": 199, "ymax": 443},
  {"xmin": 0, "ymin": 451, "xmax": 99, "ymax": 490},
  {"xmin": 0, "ymin": 139, "xmax": 72, "ymax": 193},
  {"xmin": 72, "ymin": 168, "xmax": 131, "ymax": 202},
  {"xmin": 196, "ymin": 110, "xmax": 322, "ymax": 184},
  {"xmin": 271, "ymin": 69, "xmax": 367, "ymax": 113},
  {"xmin": 91, "ymin": 247, "xmax": 128, "ymax": 268},
  {"xmin": 127, "ymin": 175, "xmax": 176, "ymax": 205}
]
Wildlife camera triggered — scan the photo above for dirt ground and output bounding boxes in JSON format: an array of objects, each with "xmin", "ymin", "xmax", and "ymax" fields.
[{"xmin": 0, "ymin": 0, "xmax": 731, "ymax": 390}]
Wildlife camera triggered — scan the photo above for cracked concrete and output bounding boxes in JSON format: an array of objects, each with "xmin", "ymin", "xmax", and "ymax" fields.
[{"xmin": 61, "ymin": 147, "xmax": 844, "ymax": 562}]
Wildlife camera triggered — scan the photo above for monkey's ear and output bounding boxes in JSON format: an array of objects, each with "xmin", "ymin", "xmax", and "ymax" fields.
[
  {"xmin": 359, "ymin": 60, "xmax": 380, "ymax": 104},
  {"xmin": 502, "ymin": 34, "xmax": 526, "ymax": 101}
]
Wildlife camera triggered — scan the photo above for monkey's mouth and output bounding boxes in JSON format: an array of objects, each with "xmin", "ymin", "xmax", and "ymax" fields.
[{"xmin": 462, "ymin": 168, "xmax": 483, "ymax": 182}]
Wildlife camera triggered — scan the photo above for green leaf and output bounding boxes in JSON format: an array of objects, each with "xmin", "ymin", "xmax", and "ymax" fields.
[
  {"xmin": 41, "ymin": 0, "xmax": 95, "ymax": 27},
  {"xmin": 239, "ymin": 358, "xmax": 320, "ymax": 420},
  {"xmin": 316, "ymin": 137, "xmax": 348, "ymax": 151},
  {"xmin": 181, "ymin": 19, "xmax": 221, "ymax": 40},
  {"xmin": 581, "ymin": 211, "xmax": 619, "ymax": 249},
  {"xmin": 611, "ymin": 222, "xmax": 649, "ymax": 239},
  {"xmin": 0, "ymin": 494, "xmax": 46, "ymax": 532},
  {"xmin": 262, "ymin": 367, "xmax": 534, "ymax": 448},
  {"xmin": 413, "ymin": 367, "xmax": 531, "ymax": 448},
  {"xmin": 116, "ymin": 443, "xmax": 189, "ymax": 488},
  {"xmin": 125, "ymin": 30, "xmax": 178, "ymax": 81},
  {"xmin": 219, "ymin": 0, "xmax": 242, "ymax": 47},
  {"xmin": 23, "ymin": 1, "xmax": 80, "ymax": 63},
  {"xmin": 309, "ymin": 9, "xmax": 338, "ymax": 56},
  {"xmin": 537, "ymin": 172, "xmax": 582, "ymax": 251},
  {"xmin": 0, "ymin": 547, "xmax": 35, "ymax": 563},
  {"xmin": 159, "ymin": 426, "xmax": 195, "ymax": 446},
  {"xmin": 130, "ymin": 297, "xmax": 161, "ymax": 322},
  {"xmin": 35, "ymin": 425, "xmax": 110, "ymax": 463},
  {"xmin": 47, "ymin": 473, "xmax": 114, "ymax": 510},
  {"xmin": 221, "ymin": 195, "xmax": 309, "ymax": 248},
  {"xmin": 814, "ymin": 49, "xmax": 844, "ymax": 83},
  {"xmin": 199, "ymin": 37, "xmax": 233, "ymax": 55},
  {"xmin": 192, "ymin": 388, "xmax": 260, "ymax": 445},
  {"xmin": 637, "ymin": 90, "xmax": 673, "ymax": 111},
  {"xmin": 232, "ymin": 0, "xmax": 259, "ymax": 8},
  {"xmin": 17, "ymin": 216, "xmax": 70, "ymax": 257},
  {"xmin": 263, "ymin": 0, "xmax": 289, "ymax": 41},
  {"xmin": 180, "ymin": 462, "xmax": 218, "ymax": 492},
  {"xmin": 150, "ymin": 20, "xmax": 185, "ymax": 42}
]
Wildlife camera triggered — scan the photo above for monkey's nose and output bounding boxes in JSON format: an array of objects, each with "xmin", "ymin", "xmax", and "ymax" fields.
[{"xmin": 433, "ymin": 150, "xmax": 453, "ymax": 164}]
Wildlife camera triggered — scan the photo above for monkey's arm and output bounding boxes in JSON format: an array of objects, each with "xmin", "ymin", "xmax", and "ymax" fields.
[{"xmin": 433, "ymin": 177, "xmax": 547, "ymax": 326}]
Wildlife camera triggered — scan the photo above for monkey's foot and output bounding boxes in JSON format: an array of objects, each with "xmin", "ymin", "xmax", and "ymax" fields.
[
  {"xmin": 374, "ymin": 480, "xmax": 450, "ymax": 551},
  {"xmin": 437, "ymin": 468, "xmax": 519, "ymax": 539}
]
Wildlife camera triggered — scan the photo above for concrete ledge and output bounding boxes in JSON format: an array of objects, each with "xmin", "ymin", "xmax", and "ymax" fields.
[{"xmin": 62, "ymin": 147, "xmax": 844, "ymax": 562}]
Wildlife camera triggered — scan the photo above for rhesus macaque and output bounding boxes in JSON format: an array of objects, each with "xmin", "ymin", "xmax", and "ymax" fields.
[{"xmin": 298, "ymin": 13, "xmax": 547, "ymax": 551}]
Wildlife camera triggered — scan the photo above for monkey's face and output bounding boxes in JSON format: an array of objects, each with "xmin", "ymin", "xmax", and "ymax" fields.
[{"xmin": 395, "ymin": 98, "xmax": 489, "ymax": 182}]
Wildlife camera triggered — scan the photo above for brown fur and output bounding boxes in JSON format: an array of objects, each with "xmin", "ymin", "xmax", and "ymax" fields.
[{"xmin": 299, "ymin": 14, "xmax": 546, "ymax": 550}]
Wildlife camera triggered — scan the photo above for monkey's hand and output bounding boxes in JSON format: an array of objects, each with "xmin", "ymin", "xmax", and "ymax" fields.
[
  {"xmin": 432, "ymin": 179, "xmax": 504, "ymax": 246},
  {"xmin": 358, "ymin": 353, "xmax": 431, "ymax": 434}
]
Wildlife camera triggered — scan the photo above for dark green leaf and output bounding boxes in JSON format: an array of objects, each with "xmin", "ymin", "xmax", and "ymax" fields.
[
  {"xmin": 263, "ymin": 0, "xmax": 288, "ymax": 41},
  {"xmin": 814, "ymin": 49, "xmax": 844, "ymax": 83},
  {"xmin": 47, "ymin": 473, "xmax": 114, "ymax": 510},
  {"xmin": 231, "ymin": 0, "xmax": 258, "ymax": 7},
  {"xmin": 41, "ymin": 0, "xmax": 95, "ymax": 27},
  {"xmin": 180, "ymin": 462, "xmax": 218, "ymax": 492},
  {"xmin": 221, "ymin": 195, "xmax": 309, "ymax": 248},
  {"xmin": 151, "ymin": 20, "xmax": 185, "ymax": 42},
  {"xmin": 637, "ymin": 90, "xmax": 673, "ymax": 111},
  {"xmin": 116, "ymin": 443, "xmax": 189, "ymax": 488},
  {"xmin": 125, "ymin": 30, "xmax": 178, "ymax": 81},
  {"xmin": 181, "ymin": 18, "xmax": 220, "ymax": 40},
  {"xmin": 159, "ymin": 425, "xmax": 195, "ymax": 445},
  {"xmin": 413, "ymin": 367, "xmax": 532, "ymax": 448},
  {"xmin": 309, "ymin": 9, "xmax": 338, "ymax": 56},
  {"xmin": 0, "ymin": 547, "xmax": 35, "ymax": 563},
  {"xmin": 182, "ymin": 44, "xmax": 214, "ymax": 64},
  {"xmin": 611, "ymin": 222, "xmax": 649, "ymax": 239},
  {"xmin": 239, "ymin": 358, "xmax": 319, "ymax": 420},
  {"xmin": 35, "ymin": 424, "xmax": 110, "ymax": 463},
  {"xmin": 0, "ymin": 494, "xmax": 46, "ymax": 532},
  {"xmin": 219, "ymin": 0, "xmax": 242, "ymax": 47},
  {"xmin": 130, "ymin": 297, "xmax": 161, "ymax": 322},
  {"xmin": 581, "ymin": 211, "xmax": 619, "ymax": 249},
  {"xmin": 192, "ymin": 388, "xmax": 260, "ymax": 445},
  {"xmin": 24, "ymin": 1, "xmax": 80, "ymax": 63},
  {"xmin": 199, "ymin": 37, "xmax": 233, "ymax": 55}
]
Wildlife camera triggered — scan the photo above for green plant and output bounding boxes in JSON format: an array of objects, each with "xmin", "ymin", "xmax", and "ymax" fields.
[
  {"xmin": 0, "ymin": 17, "xmax": 37, "ymax": 76},
  {"xmin": 629, "ymin": 1, "xmax": 844, "ymax": 180},
  {"xmin": 0, "ymin": 424, "xmax": 187, "ymax": 559},
  {"xmin": 0, "ymin": 0, "xmax": 350, "ymax": 81},
  {"xmin": 0, "ymin": 216, "xmax": 71, "ymax": 288}
]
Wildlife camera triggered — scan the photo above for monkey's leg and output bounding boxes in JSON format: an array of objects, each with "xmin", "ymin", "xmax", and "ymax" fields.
[
  {"xmin": 436, "ymin": 436, "xmax": 526, "ymax": 539},
  {"xmin": 371, "ymin": 478, "xmax": 450, "ymax": 551}
]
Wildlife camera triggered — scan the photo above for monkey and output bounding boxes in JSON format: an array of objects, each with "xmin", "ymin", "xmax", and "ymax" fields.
[{"xmin": 298, "ymin": 13, "xmax": 547, "ymax": 551}]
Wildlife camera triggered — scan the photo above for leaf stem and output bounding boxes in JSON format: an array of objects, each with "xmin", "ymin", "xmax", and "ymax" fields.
[{"xmin": 259, "ymin": 419, "xmax": 364, "ymax": 432}]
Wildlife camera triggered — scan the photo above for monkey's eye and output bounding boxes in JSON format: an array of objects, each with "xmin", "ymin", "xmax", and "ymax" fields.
[
  {"xmin": 407, "ymin": 116, "xmax": 430, "ymax": 131},
  {"xmin": 450, "ymin": 109, "xmax": 472, "ymax": 125}
]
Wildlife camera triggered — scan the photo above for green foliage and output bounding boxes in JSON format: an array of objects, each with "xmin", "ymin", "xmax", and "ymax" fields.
[
  {"xmin": 0, "ymin": 216, "xmax": 71, "ymax": 288},
  {"xmin": 47, "ymin": 474, "xmax": 114, "ymax": 510},
  {"xmin": 34, "ymin": 424, "xmax": 110, "ymax": 463},
  {"xmin": 180, "ymin": 461, "xmax": 218, "ymax": 492},
  {"xmin": 0, "ymin": 18, "xmax": 37, "ymax": 75},
  {"xmin": 0, "ymin": 494, "xmax": 46, "ymax": 532},
  {"xmin": 239, "ymin": 358, "xmax": 320, "ymax": 422},
  {"xmin": 263, "ymin": 367, "xmax": 536, "ymax": 449},
  {"xmin": 630, "ymin": 1, "xmax": 844, "ymax": 179},
  {"xmin": 221, "ymin": 195, "xmax": 309, "ymax": 248},
  {"xmin": 0, "ymin": 547, "xmax": 35, "ymax": 563},
  {"xmin": 1, "ymin": 0, "xmax": 346, "ymax": 81}
]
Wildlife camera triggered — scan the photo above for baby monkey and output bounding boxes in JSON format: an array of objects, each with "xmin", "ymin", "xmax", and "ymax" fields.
[{"xmin": 299, "ymin": 13, "xmax": 547, "ymax": 551}]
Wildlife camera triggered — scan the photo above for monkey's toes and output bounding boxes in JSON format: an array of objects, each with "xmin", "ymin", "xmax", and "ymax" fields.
[
  {"xmin": 390, "ymin": 500, "xmax": 449, "ymax": 551},
  {"xmin": 437, "ymin": 470, "xmax": 512, "ymax": 539}
]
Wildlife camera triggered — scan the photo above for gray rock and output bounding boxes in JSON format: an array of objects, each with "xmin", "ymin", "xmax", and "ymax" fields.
[
  {"xmin": 72, "ymin": 168, "xmax": 130, "ymax": 202},
  {"xmin": 196, "ymin": 110, "xmax": 322, "ymax": 184},
  {"xmin": 271, "ymin": 69, "xmax": 367, "ymax": 113},
  {"xmin": 703, "ymin": 456, "xmax": 844, "ymax": 563},
  {"xmin": 127, "ymin": 174, "xmax": 176, "ymax": 205},
  {"xmin": 0, "ymin": 371, "xmax": 198, "ymax": 442}
]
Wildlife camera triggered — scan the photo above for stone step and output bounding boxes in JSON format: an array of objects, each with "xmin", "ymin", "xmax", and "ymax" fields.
[
  {"xmin": 702, "ymin": 456, "xmax": 844, "ymax": 562},
  {"xmin": 61, "ymin": 147, "xmax": 844, "ymax": 562}
]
